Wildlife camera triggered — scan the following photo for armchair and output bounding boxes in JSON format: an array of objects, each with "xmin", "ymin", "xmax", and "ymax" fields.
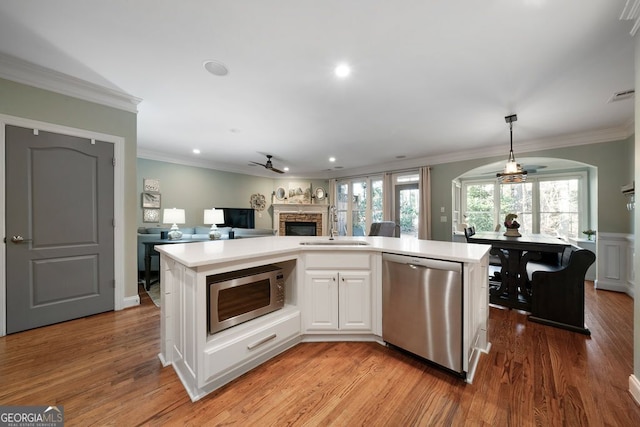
[{"xmin": 529, "ymin": 248, "xmax": 596, "ymax": 335}]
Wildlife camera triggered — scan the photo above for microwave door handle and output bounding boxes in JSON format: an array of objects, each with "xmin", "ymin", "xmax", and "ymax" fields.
[{"xmin": 247, "ymin": 333, "xmax": 277, "ymax": 350}]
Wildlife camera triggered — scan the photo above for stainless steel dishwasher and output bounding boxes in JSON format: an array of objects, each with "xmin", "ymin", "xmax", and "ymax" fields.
[{"xmin": 382, "ymin": 253, "xmax": 464, "ymax": 376}]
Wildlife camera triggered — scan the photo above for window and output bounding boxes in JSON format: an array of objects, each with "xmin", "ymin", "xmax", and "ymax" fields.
[
  {"xmin": 499, "ymin": 183, "xmax": 533, "ymax": 234},
  {"xmin": 336, "ymin": 177, "xmax": 383, "ymax": 236},
  {"xmin": 464, "ymin": 182, "xmax": 495, "ymax": 232},
  {"xmin": 461, "ymin": 172, "xmax": 586, "ymax": 239},
  {"xmin": 539, "ymin": 177, "xmax": 581, "ymax": 237},
  {"xmin": 395, "ymin": 173, "xmax": 420, "ymax": 238}
]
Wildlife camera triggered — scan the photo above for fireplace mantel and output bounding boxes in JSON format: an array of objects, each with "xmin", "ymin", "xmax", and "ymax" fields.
[{"xmin": 273, "ymin": 204, "xmax": 329, "ymax": 236}]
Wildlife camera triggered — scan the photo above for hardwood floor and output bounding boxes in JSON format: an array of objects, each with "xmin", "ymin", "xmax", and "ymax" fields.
[{"xmin": 1, "ymin": 283, "xmax": 639, "ymax": 426}]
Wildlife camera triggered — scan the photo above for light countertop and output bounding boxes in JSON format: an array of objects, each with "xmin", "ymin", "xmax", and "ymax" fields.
[{"xmin": 154, "ymin": 236, "xmax": 491, "ymax": 268}]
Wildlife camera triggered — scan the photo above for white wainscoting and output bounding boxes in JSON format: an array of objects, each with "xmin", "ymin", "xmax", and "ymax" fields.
[{"xmin": 595, "ymin": 232, "xmax": 634, "ymax": 297}]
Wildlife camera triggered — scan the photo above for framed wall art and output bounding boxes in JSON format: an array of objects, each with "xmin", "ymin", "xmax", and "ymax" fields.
[
  {"xmin": 288, "ymin": 182, "xmax": 311, "ymax": 204},
  {"xmin": 142, "ymin": 192, "xmax": 161, "ymax": 208},
  {"xmin": 143, "ymin": 178, "xmax": 160, "ymax": 192},
  {"xmin": 143, "ymin": 208, "xmax": 160, "ymax": 223}
]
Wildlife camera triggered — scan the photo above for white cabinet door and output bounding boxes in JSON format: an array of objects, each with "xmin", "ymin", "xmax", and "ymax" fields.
[
  {"xmin": 338, "ymin": 271, "xmax": 372, "ymax": 331},
  {"xmin": 305, "ymin": 270, "xmax": 371, "ymax": 332},
  {"xmin": 304, "ymin": 271, "xmax": 339, "ymax": 331}
]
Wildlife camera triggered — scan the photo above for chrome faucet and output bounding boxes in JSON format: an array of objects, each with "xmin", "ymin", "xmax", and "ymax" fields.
[{"xmin": 329, "ymin": 205, "xmax": 337, "ymax": 240}]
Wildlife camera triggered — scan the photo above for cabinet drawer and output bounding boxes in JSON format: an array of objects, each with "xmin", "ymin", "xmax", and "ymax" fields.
[
  {"xmin": 305, "ymin": 252, "xmax": 371, "ymax": 269},
  {"xmin": 202, "ymin": 310, "xmax": 300, "ymax": 383}
]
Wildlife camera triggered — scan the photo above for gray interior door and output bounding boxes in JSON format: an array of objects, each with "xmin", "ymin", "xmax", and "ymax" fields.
[{"xmin": 5, "ymin": 125, "xmax": 114, "ymax": 334}]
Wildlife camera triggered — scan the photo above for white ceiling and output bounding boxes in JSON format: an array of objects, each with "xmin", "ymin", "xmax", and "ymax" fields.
[{"xmin": 0, "ymin": 0, "xmax": 635, "ymax": 178}]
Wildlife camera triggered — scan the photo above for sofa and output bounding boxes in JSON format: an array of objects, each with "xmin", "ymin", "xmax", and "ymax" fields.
[{"xmin": 137, "ymin": 226, "xmax": 276, "ymax": 274}]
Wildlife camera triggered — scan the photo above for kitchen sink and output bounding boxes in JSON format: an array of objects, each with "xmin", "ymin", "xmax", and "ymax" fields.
[{"xmin": 299, "ymin": 240, "xmax": 370, "ymax": 246}]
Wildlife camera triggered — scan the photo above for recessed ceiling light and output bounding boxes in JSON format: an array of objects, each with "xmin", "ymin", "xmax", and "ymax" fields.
[
  {"xmin": 203, "ymin": 60, "xmax": 229, "ymax": 76},
  {"xmin": 334, "ymin": 63, "xmax": 351, "ymax": 78},
  {"xmin": 284, "ymin": 167, "xmax": 290, "ymax": 172},
  {"xmin": 329, "ymin": 157, "xmax": 336, "ymax": 162},
  {"xmin": 192, "ymin": 149, "xmax": 201, "ymax": 154}
]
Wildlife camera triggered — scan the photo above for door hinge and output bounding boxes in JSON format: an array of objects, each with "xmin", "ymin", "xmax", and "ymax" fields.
[{"xmin": 112, "ymin": 158, "xmax": 116, "ymax": 166}]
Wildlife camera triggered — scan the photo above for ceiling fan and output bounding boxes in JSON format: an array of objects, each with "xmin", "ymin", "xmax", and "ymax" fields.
[{"xmin": 250, "ymin": 154, "xmax": 284, "ymax": 174}]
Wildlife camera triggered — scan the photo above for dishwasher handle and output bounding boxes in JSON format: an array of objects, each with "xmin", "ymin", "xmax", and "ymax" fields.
[{"xmin": 382, "ymin": 253, "xmax": 462, "ymax": 274}]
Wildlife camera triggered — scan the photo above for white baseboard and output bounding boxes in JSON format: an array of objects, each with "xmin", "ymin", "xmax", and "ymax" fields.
[
  {"xmin": 121, "ymin": 294, "xmax": 140, "ymax": 309},
  {"xmin": 594, "ymin": 280, "xmax": 633, "ymax": 296},
  {"xmin": 629, "ymin": 374, "xmax": 640, "ymax": 406}
]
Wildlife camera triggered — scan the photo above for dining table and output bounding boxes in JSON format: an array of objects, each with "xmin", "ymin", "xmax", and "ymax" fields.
[{"xmin": 467, "ymin": 231, "xmax": 571, "ymax": 311}]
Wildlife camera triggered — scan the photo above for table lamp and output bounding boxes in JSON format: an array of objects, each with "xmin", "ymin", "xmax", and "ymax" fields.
[
  {"xmin": 204, "ymin": 208, "xmax": 225, "ymax": 240},
  {"xmin": 163, "ymin": 208, "xmax": 185, "ymax": 240}
]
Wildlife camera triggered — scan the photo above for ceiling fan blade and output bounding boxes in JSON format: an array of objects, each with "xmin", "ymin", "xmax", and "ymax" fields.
[{"xmin": 250, "ymin": 154, "xmax": 285, "ymax": 173}]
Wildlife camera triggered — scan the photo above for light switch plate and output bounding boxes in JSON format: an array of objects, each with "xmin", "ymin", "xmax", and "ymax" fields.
[{"xmin": 440, "ymin": 216, "xmax": 447, "ymax": 222}]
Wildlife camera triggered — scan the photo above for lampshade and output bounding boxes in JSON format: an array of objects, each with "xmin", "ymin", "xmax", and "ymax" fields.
[
  {"xmin": 163, "ymin": 208, "xmax": 185, "ymax": 240},
  {"xmin": 496, "ymin": 114, "xmax": 527, "ymax": 183},
  {"xmin": 163, "ymin": 208, "xmax": 185, "ymax": 225},
  {"xmin": 204, "ymin": 208, "xmax": 224, "ymax": 225},
  {"xmin": 204, "ymin": 208, "xmax": 225, "ymax": 240}
]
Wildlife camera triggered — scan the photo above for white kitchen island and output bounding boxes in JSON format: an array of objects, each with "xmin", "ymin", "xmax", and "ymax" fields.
[{"xmin": 155, "ymin": 235, "xmax": 491, "ymax": 401}]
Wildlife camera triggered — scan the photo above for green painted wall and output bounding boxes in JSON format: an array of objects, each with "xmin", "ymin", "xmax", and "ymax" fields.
[
  {"xmin": 137, "ymin": 158, "xmax": 329, "ymax": 230},
  {"xmin": 430, "ymin": 136, "xmax": 634, "ymax": 242},
  {"xmin": 0, "ymin": 78, "xmax": 139, "ymax": 298}
]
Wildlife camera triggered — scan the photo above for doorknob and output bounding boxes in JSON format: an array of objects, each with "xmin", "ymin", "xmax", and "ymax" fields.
[{"xmin": 11, "ymin": 235, "xmax": 32, "ymax": 243}]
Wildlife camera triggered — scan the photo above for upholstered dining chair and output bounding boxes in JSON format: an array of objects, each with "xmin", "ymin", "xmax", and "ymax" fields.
[{"xmin": 368, "ymin": 221, "xmax": 399, "ymax": 237}]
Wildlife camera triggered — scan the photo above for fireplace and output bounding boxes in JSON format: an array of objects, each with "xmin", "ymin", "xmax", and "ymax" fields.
[
  {"xmin": 285, "ymin": 221, "xmax": 317, "ymax": 236},
  {"xmin": 275, "ymin": 208, "xmax": 325, "ymax": 236}
]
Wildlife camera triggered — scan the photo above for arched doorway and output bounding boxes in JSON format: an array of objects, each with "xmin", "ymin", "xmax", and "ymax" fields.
[{"xmin": 451, "ymin": 157, "xmax": 597, "ymax": 241}]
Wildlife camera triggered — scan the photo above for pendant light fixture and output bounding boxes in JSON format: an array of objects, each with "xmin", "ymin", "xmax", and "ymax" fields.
[{"xmin": 496, "ymin": 114, "xmax": 527, "ymax": 183}]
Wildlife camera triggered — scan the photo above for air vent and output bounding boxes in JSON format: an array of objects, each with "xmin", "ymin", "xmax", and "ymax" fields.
[{"xmin": 607, "ymin": 89, "xmax": 635, "ymax": 103}]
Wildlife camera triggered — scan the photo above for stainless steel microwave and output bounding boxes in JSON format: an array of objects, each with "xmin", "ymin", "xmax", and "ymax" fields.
[{"xmin": 207, "ymin": 264, "xmax": 285, "ymax": 334}]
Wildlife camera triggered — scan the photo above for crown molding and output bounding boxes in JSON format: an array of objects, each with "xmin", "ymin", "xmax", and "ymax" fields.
[
  {"xmin": 139, "ymin": 122, "xmax": 634, "ymax": 180},
  {"xmin": 136, "ymin": 148, "xmax": 286, "ymax": 179},
  {"xmin": 0, "ymin": 53, "xmax": 141, "ymax": 113},
  {"xmin": 325, "ymin": 123, "xmax": 634, "ymax": 179}
]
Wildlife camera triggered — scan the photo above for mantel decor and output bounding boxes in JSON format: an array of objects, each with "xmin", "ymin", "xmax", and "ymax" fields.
[
  {"xmin": 288, "ymin": 182, "xmax": 311, "ymax": 204},
  {"xmin": 503, "ymin": 213, "xmax": 521, "ymax": 237}
]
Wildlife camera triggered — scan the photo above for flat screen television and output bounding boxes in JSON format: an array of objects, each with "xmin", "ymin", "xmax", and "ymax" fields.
[{"xmin": 220, "ymin": 208, "xmax": 255, "ymax": 229}]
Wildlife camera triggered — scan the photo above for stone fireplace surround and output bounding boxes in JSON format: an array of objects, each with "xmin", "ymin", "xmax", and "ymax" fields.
[{"xmin": 273, "ymin": 204, "xmax": 329, "ymax": 236}]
